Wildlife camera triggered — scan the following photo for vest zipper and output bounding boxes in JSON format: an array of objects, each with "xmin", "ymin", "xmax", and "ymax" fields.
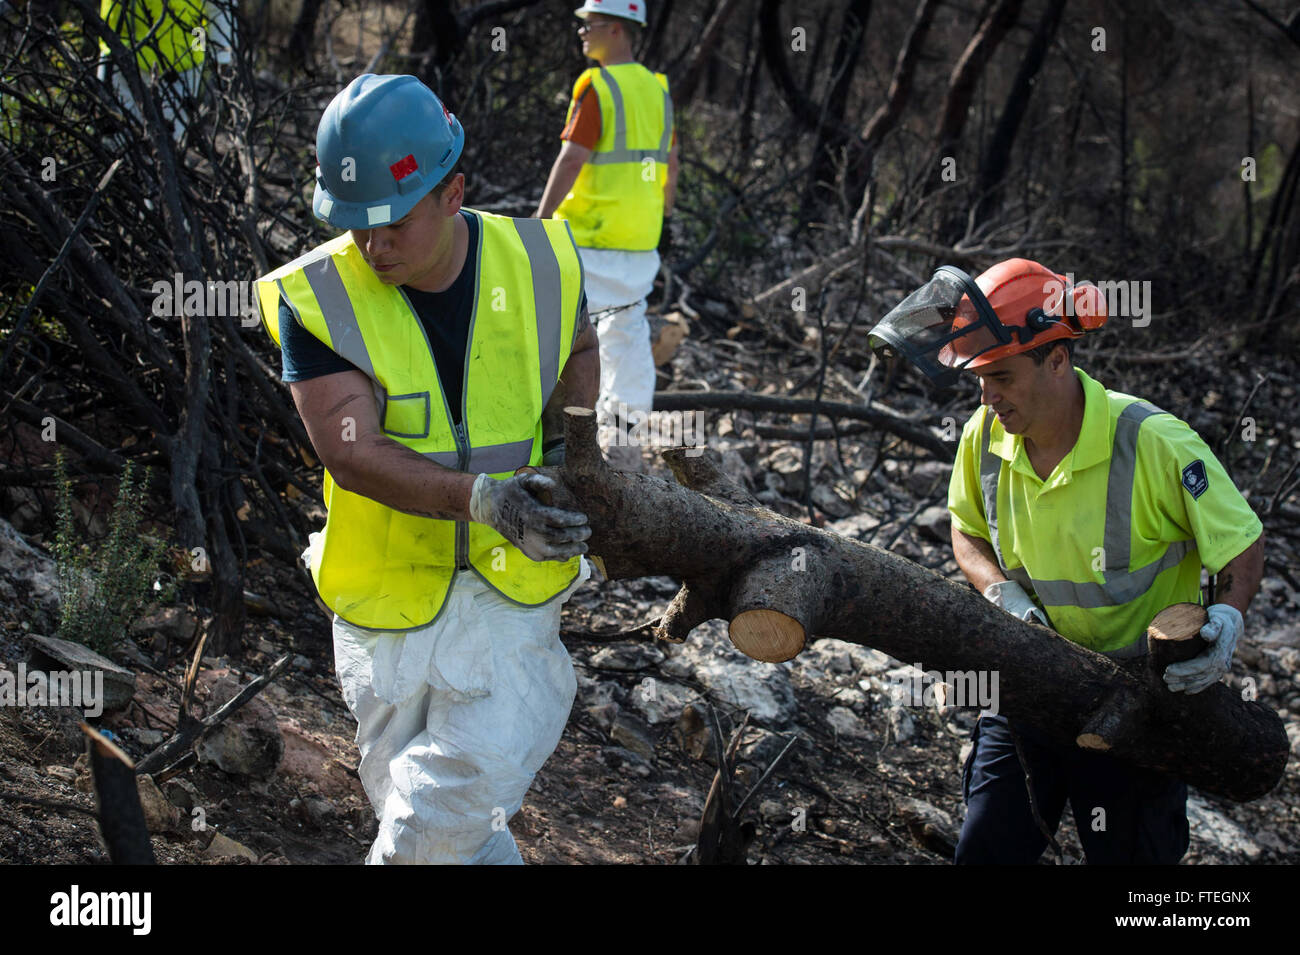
[
  {"xmin": 395, "ymin": 283, "xmax": 470, "ymax": 572},
  {"xmin": 456, "ymin": 219, "xmax": 483, "ymax": 573},
  {"xmin": 454, "ymin": 420, "xmax": 470, "ymax": 570}
]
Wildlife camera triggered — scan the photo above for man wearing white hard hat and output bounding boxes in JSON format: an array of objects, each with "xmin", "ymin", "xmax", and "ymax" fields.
[
  {"xmin": 535, "ymin": 0, "xmax": 678, "ymax": 472},
  {"xmin": 255, "ymin": 74, "xmax": 599, "ymax": 864}
]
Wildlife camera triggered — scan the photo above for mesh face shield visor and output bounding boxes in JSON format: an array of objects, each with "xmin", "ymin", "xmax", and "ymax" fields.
[{"xmin": 867, "ymin": 266, "xmax": 1016, "ymax": 388}]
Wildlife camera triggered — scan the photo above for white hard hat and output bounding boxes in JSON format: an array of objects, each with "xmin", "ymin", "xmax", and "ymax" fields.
[{"xmin": 574, "ymin": 0, "xmax": 647, "ymax": 26}]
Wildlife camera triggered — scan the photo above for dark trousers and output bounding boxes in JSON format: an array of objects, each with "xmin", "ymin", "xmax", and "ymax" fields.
[{"xmin": 955, "ymin": 714, "xmax": 1189, "ymax": 865}]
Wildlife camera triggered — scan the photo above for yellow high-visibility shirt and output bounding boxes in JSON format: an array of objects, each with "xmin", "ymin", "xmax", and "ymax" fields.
[{"xmin": 948, "ymin": 367, "xmax": 1262, "ymax": 655}]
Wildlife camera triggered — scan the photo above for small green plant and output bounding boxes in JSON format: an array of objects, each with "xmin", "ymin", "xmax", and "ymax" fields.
[{"xmin": 52, "ymin": 451, "xmax": 164, "ymax": 654}]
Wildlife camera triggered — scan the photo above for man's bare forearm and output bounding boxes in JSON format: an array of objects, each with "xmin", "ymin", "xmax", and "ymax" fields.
[
  {"xmin": 664, "ymin": 144, "xmax": 679, "ymax": 215},
  {"xmin": 535, "ymin": 155, "xmax": 585, "ymax": 219},
  {"xmin": 951, "ymin": 526, "xmax": 1007, "ymax": 594},
  {"xmin": 542, "ymin": 322, "xmax": 600, "ymax": 445},
  {"xmin": 1215, "ymin": 534, "xmax": 1265, "ymax": 617},
  {"xmin": 337, "ymin": 433, "xmax": 476, "ymax": 521}
]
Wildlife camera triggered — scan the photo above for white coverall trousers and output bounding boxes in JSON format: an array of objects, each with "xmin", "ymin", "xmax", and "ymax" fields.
[
  {"xmin": 581, "ymin": 247, "xmax": 660, "ymax": 472},
  {"xmin": 332, "ymin": 562, "xmax": 588, "ymax": 864}
]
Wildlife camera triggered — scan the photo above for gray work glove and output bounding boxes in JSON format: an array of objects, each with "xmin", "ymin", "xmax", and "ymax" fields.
[
  {"xmin": 468, "ymin": 471, "xmax": 589, "ymax": 562},
  {"xmin": 983, "ymin": 579, "xmax": 1049, "ymax": 627},
  {"xmin": 1162, "ymin": 603, "xmax": 1242, "ymax": 694}
]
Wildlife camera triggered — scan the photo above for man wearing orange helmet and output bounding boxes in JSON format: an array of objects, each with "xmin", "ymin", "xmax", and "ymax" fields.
[{"xmin": 869, "ymin": 259, "xmax": 1265, "ymax": 864}]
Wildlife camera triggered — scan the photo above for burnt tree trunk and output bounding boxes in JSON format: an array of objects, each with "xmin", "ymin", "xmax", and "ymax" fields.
[
  {"xmin": 672, "ymin": 0, "xmax": 745, "ymax": 106},
  {"xmin": 550, "ymin": 408, "xmax": 1289, "ymax": 803},
  {"xmin": 974, "ymin": 0, "xmax": 1068, "ymax": 225}
]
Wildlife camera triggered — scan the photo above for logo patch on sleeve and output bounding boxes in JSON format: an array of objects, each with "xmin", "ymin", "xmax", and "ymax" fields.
[{"xmin": 1181, "ymin": 460, "xmax": 1209, "ymax": 499}]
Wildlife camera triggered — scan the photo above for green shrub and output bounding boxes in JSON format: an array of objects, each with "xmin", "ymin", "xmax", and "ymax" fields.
[{"xmin": 52, "ymin": 451, "xmax": 164, "ymax": 654}]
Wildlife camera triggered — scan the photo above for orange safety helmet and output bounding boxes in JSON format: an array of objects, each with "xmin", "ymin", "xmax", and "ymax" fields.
[{"xmin": 867, "ymin": 258, "xmax": 1107, "ymax": 388}]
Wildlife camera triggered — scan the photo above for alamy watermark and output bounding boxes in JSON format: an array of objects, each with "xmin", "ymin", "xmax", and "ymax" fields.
[
  {"xmin": 151, "ymin": 273, "xmax": 259, "ymax": 325},
  {"xmin": 1042, "ymin": 273, "xmax": 1152, "ymax": 327},
  {"xmin": 888, "ymin": 664, "xmax": 1000, "ymax": 717},
  {"xmin": 0, "ymin": 664, "xmax": 104, "ymax": 718},
  {"xmin": 610, "ymin": 403, "xmax": 705, "ymax": 457}
]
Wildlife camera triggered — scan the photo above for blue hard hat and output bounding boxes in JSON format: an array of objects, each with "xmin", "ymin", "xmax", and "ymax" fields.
[{"xmin": 313, "ymin": 74, "xmax": 465, "ymax": 230}]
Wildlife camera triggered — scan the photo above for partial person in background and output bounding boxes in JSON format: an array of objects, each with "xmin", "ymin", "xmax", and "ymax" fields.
[
  {"xmin": 536, "ymin": 0, "xmax": 678, "ymax": 472},
  {"xmin": 97, "ymin": 0, "xmax": 236, "ymax": 141}
]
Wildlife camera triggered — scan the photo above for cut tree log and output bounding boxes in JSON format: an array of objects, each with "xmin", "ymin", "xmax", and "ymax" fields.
[{"xmin": 551, "ymin": 408, "xmax": 1289, "ymax": 802}]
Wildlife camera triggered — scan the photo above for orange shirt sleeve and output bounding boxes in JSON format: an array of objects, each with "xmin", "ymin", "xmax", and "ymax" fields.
[{"xmin": 560, "ymin": 76, "xmax": 601, "ymax": 150}]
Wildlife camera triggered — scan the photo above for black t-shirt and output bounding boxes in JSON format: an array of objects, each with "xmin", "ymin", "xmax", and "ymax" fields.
[{"xmin": 278, "ymin": 210, "xmax": 480, "ymax": 424}]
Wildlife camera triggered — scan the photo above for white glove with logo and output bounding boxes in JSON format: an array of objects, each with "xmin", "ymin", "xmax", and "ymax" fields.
[
  {"xmin": 468, "ymin": 472, "xmax": 590, "ymax": 562},
  {"xmin": 982, "ymin": 579, "xmax": 1049, "ymax": 627},
  {"xmin": 1162, "ymin": 603, "xmax": 1243, "ymax": 694}
]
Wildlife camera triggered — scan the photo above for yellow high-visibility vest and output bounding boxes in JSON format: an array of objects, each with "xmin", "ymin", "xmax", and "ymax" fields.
[
  {"xmin": 100, "ymin": 0, "xmax": 207, "ymax": 74},
  {"xmin": 255, "ymin": 211, "xmax": 584, "ymax": 630},
  {"xmin": 554, "ymin": 63, "xmax": 672, "ymax": 251}
]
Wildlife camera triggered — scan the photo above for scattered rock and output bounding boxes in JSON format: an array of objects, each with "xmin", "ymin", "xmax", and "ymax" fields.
[
  {"xmin": 586, "ymin": 701, "xmax": 620, "ymax": 734},
  {"xmin": 601, "ymin": 746, "xmax": 652, "ymax": 776},
  {"xmin": 674, "ymin": 701, "xmax": 711, "ymax": 760},
  {"xmin": 24, "ymin": 634, "xmax": 135, "ymax": 714},
  {"xmin": 795, "ymin": 639, "xmax": 894, "ymax": 686},
  {"xmin": 826, "ymin": 706, "xmax": 871, "ymax": 740},
  {"xmin": 163, "ymin": 778, "xmax": 200, "ymax": 812},
  {"xmin": 903, "ymin": 461, "xmax": 953, "ymax": 497},
  {"xmin": 0, "ymin": 516, "xmax": 60, "ymax": 613},
  {"xmin": 304, "ymin": 797, "xmax": 335, "ymax": 827},
  {"xmin": 1186, "ymin": 794, "xmax": 1262, "ymax": 861},
  {"xmin": 674, "ymin": 818, "xmax": 701, "ymax": 843},
  {"xmin": 277, "ymin": 719, "xmax": 364, "ymax": 800},
  {"xmin": 130, "ymin": 606, "xmax": 198, "ymax": 646},
  {"xmin": 590, "ymin": 644, "xmax": 665, "ymax": 671},
  {"xmin": 665, "ymin": 626, "xmax": 798, "ymax": 726},
  {"xmin": 1256, "ymin": 622, "xmax": 1300, "ymax": 650},
  {"xmin": 44, "ymin": 765, "xmax": 77, "ymax": 785},
  {"xmin": 825, "ymin": 512, "xmax": 880, "ymax": 542},
  {"xmin": 194, "ymin": 673, "xmax": 284, "ymax": 779},
  {"xmin": 915, "ymin": 505, "xmax": 952, "ymax": 543},
  {"xmin": 136, "ymin": 774, "xmax": 180, "ymax": 833},
  {"xmin": 134, "ymin": 728, "xmax": 165, "ymax": 748},
  {"xmin": 888, "ymin": 705, "xmax": 915, "ymax": 743},
  {"xmin": 739, "ymin": 727, "xmax": 790, "ymax": 766},
  {"xmin": 811, "ymin": 483, "xmax": 853, "ymax": 519},
  {"xmin": 609, "ymin": 712, "xmax": 655, "ymax": 761},
  {"xmin": 574, "ymin": 671, "xmax": 620, "ymax": 708},
  {"xmin": 202, "ymin": 830, "xmax": 259, "ymax": 862},
  {"xmin": 895, "ymin": 797, "xmax": 956, "ymax": 856},
  {"xmin": 628, "ymin": 678, "xmax": 695, "ymax": 725}
]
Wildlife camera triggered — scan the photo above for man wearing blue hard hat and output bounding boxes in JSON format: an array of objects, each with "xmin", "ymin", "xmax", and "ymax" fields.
[{"xmin": 255, "ymin": 74, "xmax": 599, "ymax": 864}]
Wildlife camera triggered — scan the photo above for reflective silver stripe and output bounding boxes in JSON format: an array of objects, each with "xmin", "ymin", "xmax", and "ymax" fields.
[
  {"xmin": 467, "ymin": 439, "xmax": 535, "ymax": 474},
  {"xmin": 600, "ymin": 67, "xmax": 626, "ymax": 153},
  {"xmin": 659, "ymin": 87, "xmax": 674, "ymax": 159},
  {"xmin": 1028, "ymin": 540, "xmax": 1194, "ymax": 609},
  {"xmin": 978, "ymin": 401, "xmax": 1195, "ymax": 610},
  {"xmin": 589, "ymin": 68, "xmax": 672, "ymax": 165},
  {"xmin": 589, "ymin": 147, "xmax": 671, "ymax": 165},
  {"xmin": 1104, "ymin": 402, "xmax": 1163, "ymax": 575},
  {"xmin": 425, "ymin": 440, "xmax": 533, "ymax": 474},
  {"xmin": 422, "ymin": 450, "xmax": 461, "ymax": 469},
  {"xmin": 299, "ymin": 257, "xmax": 376, "ymax": 380},
  {"xmin": 513, "ymin": 218, "xmax": 563, "ymax": 407},
  {"xmin": 978, "ymin": 411, "xmax": 1008, "ymax": 572}
]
